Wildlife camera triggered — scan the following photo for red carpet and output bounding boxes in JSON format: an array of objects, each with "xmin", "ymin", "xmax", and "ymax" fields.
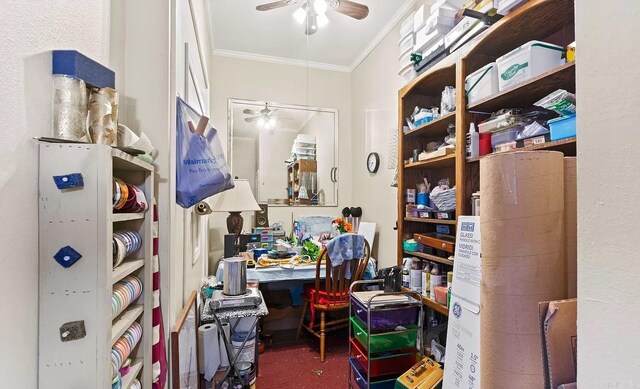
[{"xmin": 257, "ymin": 334, "xmax": 350, "ymax": 388}]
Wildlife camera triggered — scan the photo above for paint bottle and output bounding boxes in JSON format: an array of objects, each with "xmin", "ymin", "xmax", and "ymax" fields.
[
  {"xmin": 410, "ymin": 258, "xmax": 422, "ymax": 292},
  {"xmin": 402, "ymin": 258, "xmax": 411, "ymax": 288},
  {"xmin": 429, "ymin": 263, "xmax": 442, "ymax": 300},
  {"xmin": 421, "ymin": 263, "xmax": 430, "ymax": 296}
]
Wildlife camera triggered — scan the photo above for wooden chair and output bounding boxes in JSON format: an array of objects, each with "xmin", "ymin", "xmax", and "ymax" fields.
[{"xmin": 296, "ymin": 237, "xmax": 370, "ymax": 362}]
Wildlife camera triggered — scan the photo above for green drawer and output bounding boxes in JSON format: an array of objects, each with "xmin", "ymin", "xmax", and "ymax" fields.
[{"xmin": 351, "ymin": 316, "xmax": 418, "ymax": 354}]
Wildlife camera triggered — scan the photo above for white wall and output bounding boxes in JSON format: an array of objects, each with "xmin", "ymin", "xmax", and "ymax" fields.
[
  {"xmin": 209, "ymin": 55, "xmax": 351, "ymax": 268},
  {"xmin": 575, "ymin": 2, "xmax": 640, "ymax": 387},
  {"xmin": 0, "ymin": 1, "xmax": 110, "ymax": 387},
  {"xmin": 233, "ymin": 136, "xmax": 258, "ymax": 194},
  {"xmin": 350, "ymin": 1, "xmax": 429, "ymax": 267}
]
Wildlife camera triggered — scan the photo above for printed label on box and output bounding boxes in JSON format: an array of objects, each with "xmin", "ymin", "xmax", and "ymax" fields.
[{"xmin": 443, "ymin": 216, "xmax": 481, "ymax": 389}]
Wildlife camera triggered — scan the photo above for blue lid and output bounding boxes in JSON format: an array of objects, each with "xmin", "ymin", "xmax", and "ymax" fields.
[{"xmin": 548, "ymin": 114, "xmax": 576, "ymax": 123}]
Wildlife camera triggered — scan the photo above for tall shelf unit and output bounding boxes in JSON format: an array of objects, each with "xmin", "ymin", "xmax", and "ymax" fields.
[
  {"xmin": 38, "ymin": 143, "xmax": 154, "ymax": 388},
  {"xmin": 397, "ymin": 0, "xmax": 576, "ymax": 331}
]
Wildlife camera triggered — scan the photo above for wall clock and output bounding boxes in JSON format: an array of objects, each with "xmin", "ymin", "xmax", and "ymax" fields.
[{"xmin": 367, "ymin": 152, "xmax": 380, "ymax": 173}]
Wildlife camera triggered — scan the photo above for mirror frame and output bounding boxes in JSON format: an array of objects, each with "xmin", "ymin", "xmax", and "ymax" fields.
[{"xmin": 227, "ymin": 98, "xmax": 339, "ymax": 207}]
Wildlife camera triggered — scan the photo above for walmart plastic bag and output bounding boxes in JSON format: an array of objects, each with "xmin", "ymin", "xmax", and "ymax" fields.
[{"xmin": 176, "ymin": 97, "xmax": 233, "ymax": 208}]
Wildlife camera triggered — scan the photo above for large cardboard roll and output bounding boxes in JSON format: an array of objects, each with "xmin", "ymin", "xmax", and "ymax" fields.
[
  {"xmin": 564, "ymin": 157, "xmax": 577, "ymax": 298},
  {"xmin": 480, "ymin": 151, "xmax": 565, "ymax": 389}
]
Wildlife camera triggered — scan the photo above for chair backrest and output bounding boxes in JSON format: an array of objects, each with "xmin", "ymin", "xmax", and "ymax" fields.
[{"xmin": 312, "ymin": 237, "xmax": 370, "ymax": 306}]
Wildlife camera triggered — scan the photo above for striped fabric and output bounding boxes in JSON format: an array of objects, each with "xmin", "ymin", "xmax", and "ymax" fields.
[{"xmin": 152, "ymin": 204, "xmax": 167, "ymax": 388}]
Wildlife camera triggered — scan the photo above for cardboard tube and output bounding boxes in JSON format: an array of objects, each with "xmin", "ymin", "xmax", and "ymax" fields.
[
  {"xmin": 480, "ymin": 151, "xmax": 565, "ymax": 389},
  {"xmin": 564, "ymin": 157, "xmax": 577, "ymax": 298}
]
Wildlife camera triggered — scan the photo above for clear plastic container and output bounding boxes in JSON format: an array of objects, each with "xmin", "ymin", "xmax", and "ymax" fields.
[
  {"xmin": 491, "ymin": 127, "xmax": 522, "ymax": 148},
  {"xmin": 351, "ymin": 316, "xmax": 418, "ymax": 354}
]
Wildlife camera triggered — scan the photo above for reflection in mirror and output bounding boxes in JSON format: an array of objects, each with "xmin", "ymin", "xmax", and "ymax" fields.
[{"xmin": 228, "ymin": 99, "xmax": 338, "ymax": 207}]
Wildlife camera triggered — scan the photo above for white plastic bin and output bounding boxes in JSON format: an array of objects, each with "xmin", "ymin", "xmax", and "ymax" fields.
[
  {"xmin": 430, "ymin": 0, "xmax": 467, "ymax": 14},
  {"xmin": 398, "ymin": 46, "xmax": 412, "ymax": 64},
  {"xmin": 465, "ymin": 62, "xmax": 499, "ymax": 105},
  {"xmin": 424, "ymin": 13, "xmax": 455, "ymax": 35},
  {"xmin": 444, "ymin": 16, "xmax": 480, "ymax": 48},
  {"xmin": 399, "ymin": 62, "xmax": 416, "ymax": 83},
  {"xmin": 496, "ymin": 40, "xmax": 566, "ymax": 90},
  {"xmin": 399, "ymin": 12, "xmax": 415, "ymax": 38},
  {"xmin": 497, "ymin": 0, "xmax": 527, "ymax": 14},
  {"xmin": 399, "ymin": 32, "xmax": 415, "ymax": 53},
  {"xmin": 414, "ymin": 5, "xmax": 426, "ymax": 32}
]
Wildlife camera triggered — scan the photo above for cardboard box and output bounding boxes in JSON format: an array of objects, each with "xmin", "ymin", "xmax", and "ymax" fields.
[
  {"xmin": 564, "ymin": 158, "xmax": 577, "ymax": 298},
  {"xmin": 539, "ymin": 299, "xmax": 577, "ymax": 389}
]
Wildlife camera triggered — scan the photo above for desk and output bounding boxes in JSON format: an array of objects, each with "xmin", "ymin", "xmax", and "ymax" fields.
[{"xmin": 215, "ymin": 262, "xmax": 326, "ymax": 283}]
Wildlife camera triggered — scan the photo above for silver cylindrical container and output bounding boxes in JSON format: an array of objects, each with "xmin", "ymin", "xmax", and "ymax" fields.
[
  {"xmin": 223, "ymin": 257, "xmax": 247, "ymax": 296},
  {"xmin": 52, "ymin": 75, "xmax": 89, "ymax": 141}
]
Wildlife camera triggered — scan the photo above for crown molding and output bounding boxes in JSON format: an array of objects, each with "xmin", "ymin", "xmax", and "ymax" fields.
[
  {"xmin": 348, "ymin": 0, "xmax": 417, "ymax": 72},
  {"xmin": 212, "ymin": 49, "xmax": 352, "ymax": 73}
]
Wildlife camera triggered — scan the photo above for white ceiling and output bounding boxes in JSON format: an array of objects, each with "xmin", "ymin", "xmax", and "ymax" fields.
[{"xmin": 208, "ymin": 0, "xmax": 416, "ymax": 72}]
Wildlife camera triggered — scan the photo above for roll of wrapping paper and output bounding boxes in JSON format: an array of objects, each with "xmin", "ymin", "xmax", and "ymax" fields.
[
  {"xmin": 112, "ymin": 275, "xmax": 143, "ymax": 317},
  {"xmin": 111, "ymin": 321, "xmax": 143, "ymax": 378},
  {"xmin": 52, "ymin": 75, "xmax": 90, "ymax": 142},
  {"xmin": 113, "ymin": 230, "xmax": 142, "ymax": 267},
  {"xmin": 88, "ymin": 88, "xmax": 118, "ymax": 145},
  {"xmin": 112, "ymin": 178, "xmax": 148, "ymax": 213},
  {"xmin": 480, "ymin": 151, "xmax": 565, "ymax": 389}
]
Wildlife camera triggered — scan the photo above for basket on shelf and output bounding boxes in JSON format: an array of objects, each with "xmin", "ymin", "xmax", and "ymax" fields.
[{"xmin": 430, "ymin": 188, "xmax": 456, "ymax": 212}]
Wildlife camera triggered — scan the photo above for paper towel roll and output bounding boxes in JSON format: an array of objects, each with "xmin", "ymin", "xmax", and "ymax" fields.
[
  {"xmin": 219, "ymin": 322, "xmax": 231, "ymax": 368},
  {"xmin": 480, "ymin": 151, "xmax": 565, "ymax": 389},
  {"xmin": 564, "ymin": 157, "xmax": 577, "ymax": 298},
  {"xmin": 198, "ymin": 324, "xmax": 221, "ymax": 381}
]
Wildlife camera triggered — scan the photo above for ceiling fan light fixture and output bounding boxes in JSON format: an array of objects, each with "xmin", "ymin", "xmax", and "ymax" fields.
[
  {"xmin": 313, "ymin": 0, "xmax": 328, "ymax": 15},
  {"xmin": 317, "ymin": 12, "xmax": 329, "ymax": 27},
  {"xmin": 268, "ymin": 117, "xmax": 276, "ymax": 127},
  {"xmin": 257, "ymin": 117, "xmax": 265, "ymax": 127},
  {"xmin": 293, "ymin": 7, "xmax": 307, "ymax": 24}
]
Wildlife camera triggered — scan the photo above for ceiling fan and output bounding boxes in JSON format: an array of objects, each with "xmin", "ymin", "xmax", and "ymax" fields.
[
  {"xmin": 256, "ymin": 0, "xmax": 370, "ymax": 35},
  {"xmin": 243, "ymin": 103, "xmax": 280, "ymax": 129}
]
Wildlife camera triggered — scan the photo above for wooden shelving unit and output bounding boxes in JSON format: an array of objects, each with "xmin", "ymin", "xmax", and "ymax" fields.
[
  {"xmin": 286, "ymin": 159, "xmax": 317, "ymax": 205},
  {"xmin": 397, "ymin": 0, "xmax": 575, "ymax": 334},
  {"xmin": 402, "ymin": 287, "xmax": 449, "ymax": 316},
  {"xmin": 404, "ymin": 217, "xmax": 456, "ymax": 225},
  {"xmin": 38, "ymin": 143, "xmax": 153, "ymax": 388},
  {"xmin": 466, "ymin": 137, "xmax": 576, "ymax": 163}
]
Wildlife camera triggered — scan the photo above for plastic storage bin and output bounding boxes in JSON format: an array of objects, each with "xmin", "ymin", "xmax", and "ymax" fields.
[
  {"xmin": 350, "ymin": 358, "xmax": 398, "ymax": 389},
  {"xmin": 466, "ymin": 62, "xmax": 499, "ymax": 105},
  {"xmin": 548, "ymin": 114, "xmax": 576, "ymax": 141},
  {"xmin": 351, "ymin": 316, "xmax": 418, "ymax": 354},
  {"xmin": 399, "ymin": 12, "xmax": 415, "ymax": 38},
  {"xmin": 350, "ymin": 338, "xmax": 417, "ymax": 378},
  {"xmin": 399, "ymin": 33, "xmax": 415, "ymax": 53},
  {"xmin": 351, "ymin": 295, "xmax": 419, "ymax": 330},
  {"xmin": 402, "ymin": 240, "xmax": 419, "ymax": 252},
  {"xmin": 491, "ymin": 127, "xmax": 521, "ymax": 149},
  {"xmin": 496, "ymin": 40, "xmax": 566, "ymax": 91}
]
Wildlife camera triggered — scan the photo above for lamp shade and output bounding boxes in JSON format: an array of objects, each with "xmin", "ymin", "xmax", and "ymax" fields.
[{"xmin": 210, "ymin": 179, "xmax": 261, "ymax": 212}]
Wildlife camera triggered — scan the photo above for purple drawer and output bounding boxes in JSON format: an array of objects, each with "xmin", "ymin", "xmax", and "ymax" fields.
[{"xmin": 351, "ymin": 296, "xmax": 419, "ymax": 331}]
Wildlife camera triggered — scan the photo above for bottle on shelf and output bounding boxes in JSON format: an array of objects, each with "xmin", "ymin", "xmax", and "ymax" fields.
[{"xmin": 469, "ymin": 122, "xmax": 479, "ymax": 158}]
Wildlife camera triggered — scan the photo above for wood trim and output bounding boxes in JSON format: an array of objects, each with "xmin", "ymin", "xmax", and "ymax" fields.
[
  {"xmin": 455, "ymin": 57, "xmax": 468, "ymax": 217},
  {"xmin": 171, "ymin": 291, "xmax": 199, "ymax": 389}
]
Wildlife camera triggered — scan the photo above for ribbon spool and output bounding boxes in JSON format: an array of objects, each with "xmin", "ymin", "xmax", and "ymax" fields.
[
  {"xmin": 113, "ymin": 178, "xmax": 148, "ymax": 213},
  {"xmin": 130, "ymin": 379, "xmax": 141, "ymax": 389},
  {"xmin": 111, "ymin": 321, "xmax": 143, "ymax": 378},
  {"xmin": 113, "ymin": 230, "xmax": 142, "ymax": 267},
  {"xmin": 112, "ymin": 275, "xmax": 143, "ymax": 317}
]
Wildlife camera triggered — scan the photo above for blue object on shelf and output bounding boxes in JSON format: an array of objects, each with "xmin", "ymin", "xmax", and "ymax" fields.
[
  {"xmin": 53, "ymin": 173, "xmax": 84, "ymax": 190},
  {"xmin": 416, "ymin": 192, "xmax": 429, "ymax": 207},
  {"xmin": 53, "ymin": 246, "xmax": 83, "ymax": 268},
  {"xmin": 548, "ymin": 114, "xmax": 576, "ymax": 141},
  {"xmin": 52, "ymin": 50, "xmax": 115, "ymax": 88}
]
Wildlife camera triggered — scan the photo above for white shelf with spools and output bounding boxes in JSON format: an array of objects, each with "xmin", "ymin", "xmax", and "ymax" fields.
[{"xmin": 38, "ymin": 143, "xmax": 153, "ymax": 388}]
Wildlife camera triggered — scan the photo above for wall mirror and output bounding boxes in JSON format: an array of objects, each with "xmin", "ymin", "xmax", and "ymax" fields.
[{"xmin": 228, "ymin": 99, "xmax": 338, "ymax": 207}]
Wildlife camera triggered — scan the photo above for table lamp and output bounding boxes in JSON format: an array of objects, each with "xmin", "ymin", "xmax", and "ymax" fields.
[{"xmin": 211, "ymin": 179, "xmax": 261, "ymax": 245}]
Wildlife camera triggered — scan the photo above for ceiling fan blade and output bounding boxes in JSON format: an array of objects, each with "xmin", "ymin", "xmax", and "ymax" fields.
[
  {"xmin": 243, "ymin": 109, "xmax": 260, "ymax": 115},
  {"xmin": 256, "ymin": 0, "xmax": 297, "ymax": 11},
  {"xmin": 332, "ymin": 0, "xmax": 369, "ymax": 20},
  {"xmin": 244, "ymin": 117, "xmax": 257, "ymax": 123}
]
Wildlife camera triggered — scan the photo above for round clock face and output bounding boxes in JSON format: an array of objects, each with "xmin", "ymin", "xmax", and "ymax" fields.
[{"xmin": 367, "ymin": 152, "xmax": 379, "ymax": 173}]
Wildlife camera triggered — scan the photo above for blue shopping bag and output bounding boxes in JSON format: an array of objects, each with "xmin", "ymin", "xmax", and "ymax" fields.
[{"xmin": 176, "ymin": 97, "xmax": 233, "ymax": 208}]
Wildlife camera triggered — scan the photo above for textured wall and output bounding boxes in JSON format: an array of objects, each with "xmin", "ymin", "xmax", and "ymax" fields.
[
  {"xmin": 575, "ymin": 2, "xmax": 640, "ymax": 387},
  {"xmin": 0, "ymin": 1, "xmax": 110, "ymax": 387}
]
